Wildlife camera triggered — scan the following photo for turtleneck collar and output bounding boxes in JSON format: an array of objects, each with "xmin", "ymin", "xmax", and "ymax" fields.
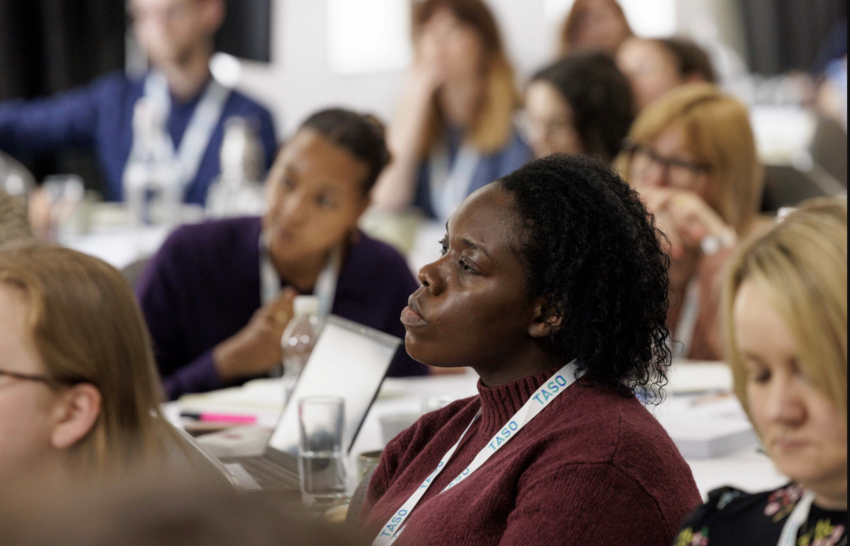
[{"xmin": 476, "ymin": 367, "xmax": 569, "ymax": 437}]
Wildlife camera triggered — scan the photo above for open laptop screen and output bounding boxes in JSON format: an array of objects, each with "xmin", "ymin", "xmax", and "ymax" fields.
[{"xmin": 267, "ymin": 316, "xmax": 401, "ymax": 463}]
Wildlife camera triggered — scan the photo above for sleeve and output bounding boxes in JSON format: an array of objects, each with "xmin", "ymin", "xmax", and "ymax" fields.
[
  {"xmin": 0, "ymin": 77, "xmax": 111, "ymax": 155},
  {"xmin": 498, "ymin": 463, "xmax": 671, "ymax": 546},
  {"xmin": 136, "ymin": 229, "xmax": 227, "ymax": 401}
]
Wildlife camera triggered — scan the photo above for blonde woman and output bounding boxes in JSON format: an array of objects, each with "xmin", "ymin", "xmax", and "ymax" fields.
[
  {"xmin": 618, "ymin": 83, "xmax": 764, "ymax": 361},
  {"xmin": 676, "ymin": 203, "xmax": 847, "ymax": 546},
  {"xmin": 372, "ymin": 0, "xmax": 530, "ymax": 223},
  {"xmin": 0, "ymin": 245, "xmax": 171, "ymax": 489}
]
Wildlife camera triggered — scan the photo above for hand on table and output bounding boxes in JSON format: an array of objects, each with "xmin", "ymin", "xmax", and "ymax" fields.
[
  {"xmin": 641, "ymin": 188, "xmax": 735, "ymax": 258},
  {"xmin": 213, "ymin": 287, "xmax": 298, "ymax": 382}
]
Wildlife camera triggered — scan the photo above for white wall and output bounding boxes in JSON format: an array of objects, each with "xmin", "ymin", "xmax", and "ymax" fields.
[{"xmin": 235, "ymin": 0, "xmax": 744, "ymax": 140}]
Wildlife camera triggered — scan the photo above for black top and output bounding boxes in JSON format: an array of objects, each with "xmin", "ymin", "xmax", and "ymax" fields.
[{"xmin": 676, "ymin": 484, "xmax": 848, "ymax": 546}]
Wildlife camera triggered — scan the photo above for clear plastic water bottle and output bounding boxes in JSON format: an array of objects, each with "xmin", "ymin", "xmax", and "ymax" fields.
[
  {"xmin": 124, "ymin": 99, "xmax": 181, "ymax": 226},
  {"xmin": 282, "ymin": 296, "xmax": 321, "ymax": 401},
  {"xmin": 205, "ymin": 117, "xmax": 265, "ymax": 218}
]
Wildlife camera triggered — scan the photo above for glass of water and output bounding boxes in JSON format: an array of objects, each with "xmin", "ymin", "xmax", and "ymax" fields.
[{"xmin": 298, "ymin": 397, "xmax": 348, "ymax": 504}]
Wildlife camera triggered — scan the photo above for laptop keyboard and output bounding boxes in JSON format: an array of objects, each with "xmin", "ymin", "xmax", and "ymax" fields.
[{"xmin": 226, "ymin": 456, "xmax": 300, "ymax": 490}]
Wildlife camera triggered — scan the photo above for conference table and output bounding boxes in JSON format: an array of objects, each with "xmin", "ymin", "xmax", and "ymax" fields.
[{"xmin": 164, "ymin": 362, "xmax": 787, "ymax": 500}]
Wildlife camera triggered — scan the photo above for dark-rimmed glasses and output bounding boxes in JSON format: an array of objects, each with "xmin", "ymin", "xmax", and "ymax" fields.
[{"xmin": 624, "ymin": 141, "xmax": 710, "ymax": 190}]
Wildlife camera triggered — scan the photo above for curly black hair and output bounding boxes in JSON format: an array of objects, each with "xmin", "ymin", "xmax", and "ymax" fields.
[
  {"xmin": 300, "ymin": 108, "xmax": 391, "ymax": 195},
  {"xmin": 498, "ymin": 154, "xmax": 671, "ymax": 402},
  {"xmin": 531, "ymin": 52, "xmax": 635, "ymax": 162}
]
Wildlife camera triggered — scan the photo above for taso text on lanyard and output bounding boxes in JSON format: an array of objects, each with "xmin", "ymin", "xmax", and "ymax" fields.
[{"xmin": 372, "ymin": 360, "xmax": 581, "ymax": 546}]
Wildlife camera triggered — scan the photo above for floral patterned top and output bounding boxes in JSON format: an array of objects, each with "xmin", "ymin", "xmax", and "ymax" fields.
[{"xmin": 676, "ymin": 484, "xmax": 848, "ymax": 546}]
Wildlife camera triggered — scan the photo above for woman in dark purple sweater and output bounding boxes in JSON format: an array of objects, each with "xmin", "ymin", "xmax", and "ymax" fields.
[
  {"xmin": 137, "ymin": 109, "xmax": 427, "ymax": 400},
  {"xmin": 359, "ymin": 155, "xmax": 701, "ymax": 545}
]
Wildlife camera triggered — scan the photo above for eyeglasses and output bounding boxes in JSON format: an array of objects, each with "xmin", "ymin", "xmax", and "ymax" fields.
[
  {"xmin": 624, "ymin": 141, "xmax": 710, "ymax": 190},
  {"xmin": 0, "ymin": 368, "xmax": 71, "ymax": 388}
]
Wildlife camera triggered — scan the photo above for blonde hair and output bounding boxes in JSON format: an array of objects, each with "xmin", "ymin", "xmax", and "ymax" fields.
[
  {"xmin": 0, "ymin": 245, "xmax": 169, "ymax": 474},
  {"xmin": 723, "ymin": 202, "xmax": 848, "ymax": 421},
  {"xmin": 414, "ymin": 0, "xmax": 519, "ymax": 155},
  {"xmin": 618, "ymin": 84, "xmax": 764, "ymax": 235}
]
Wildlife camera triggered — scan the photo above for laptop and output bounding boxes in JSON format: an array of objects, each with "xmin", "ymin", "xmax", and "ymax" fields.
[{"xmin": 220, "ymin": 315, "xmax": 401, "ymax": 491}]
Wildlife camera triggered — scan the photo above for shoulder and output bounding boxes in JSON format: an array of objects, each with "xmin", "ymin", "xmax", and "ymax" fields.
[
  {"xmin": 494, "ymin": 129, "xmax": 532, "ymax": 165},
  {"xmin": 676, "ymin": 484, "xmax": 799, "ymax": 544},
  {"xmin": 226, "ymin": 88, "xmax": 274, "ymax": 121},
  {"xmin": 88, "ymin": 71, "xmax": 140, "ymax": 99},
  {"xmin": 344, "ymin": 233, "xmax": 417, "ymax": 288},
  {"xmin": 156, "ymin": 217, "xmax": 262, "ymax": 264}
]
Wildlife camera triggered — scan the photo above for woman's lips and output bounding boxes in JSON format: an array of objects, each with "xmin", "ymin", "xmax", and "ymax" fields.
[
  {"xmin": 772, "ymin": 438, "xmax": 812, "ymax": 452},
  {"xmin": 401, "ymin": 306, "xmax": 427, "ymax": 327}
]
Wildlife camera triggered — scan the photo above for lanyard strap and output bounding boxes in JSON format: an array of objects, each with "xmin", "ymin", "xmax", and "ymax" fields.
[
  {"xmin": 259, "ymin": 231, "xmax": 342, "ymax": 320},
  {"xmin": 673, "ymin": 278, "xmax": 700, "ymax": 359},
  {"xmin": 372, "ymin": 360, "xmax": 581, "ymax": 546},
  {"xmin": 143, "ymin": 71, "xmax": 232, "ymax": 191},
  {"xmin": 429, "ymin": 141, "xmax": 480, "ymax": 224},
  {"xmin": 778, "ymin": 491, "xmax": 816, "ymax": 546}
]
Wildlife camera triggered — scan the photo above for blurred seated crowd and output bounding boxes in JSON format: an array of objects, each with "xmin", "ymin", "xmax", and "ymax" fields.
[{"xmin": 0, "ymin": 0, "xmax": 845, "ymax": 544}]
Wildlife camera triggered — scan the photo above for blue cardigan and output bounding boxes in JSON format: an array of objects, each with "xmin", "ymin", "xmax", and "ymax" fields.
[
  {"xmin": 136, "ymin": 217, "xmax": 427, "ymax": 400},
  {"xmin": 0, "ymin": 71, "xmax": 278, "ymax": 205}
]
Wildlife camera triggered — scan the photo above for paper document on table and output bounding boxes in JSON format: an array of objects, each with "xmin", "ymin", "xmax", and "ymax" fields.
[
  {"xmin": 656, "ymin": 396, "xmax": 757, "ymax": 459},
  {"xmin": 178, "ymin": 378, "xmax": 285, "ymax": 427},
  {"xmin": 667, "ymin": 361, "xmax": 733, "ymax": 394}
]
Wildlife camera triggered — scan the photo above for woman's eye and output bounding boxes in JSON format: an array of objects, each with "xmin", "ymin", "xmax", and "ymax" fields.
[
  {"xmin": 281, "ymin": 178, "xmax": 295, "ymax": 191},
  {"xmin": 317, "ymin": 195, "xmax": 335, "ymax": 209},
  {"xmin": 439, "ymin": 239, "xmax": 448, "ymax": 256},
  {"xmin": 751, "ymin": 370, "xmax": 771, "ymax": 384},
  {"xmin": 459, "ymin": 258, "xmax": 476, "ymax": 274}
]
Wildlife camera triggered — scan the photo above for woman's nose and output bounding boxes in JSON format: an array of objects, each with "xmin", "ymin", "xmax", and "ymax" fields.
[
  {"xmin": 418, "ymin": 259, "xmax": 446, "ymax": 296},
  {"xmin": 764, "ymin": 375, "xmax": 806, "ymax": 426}
]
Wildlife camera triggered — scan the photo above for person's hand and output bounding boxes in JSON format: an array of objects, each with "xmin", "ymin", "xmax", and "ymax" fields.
[
  {"xmin": 213, "ymin": 287, "xmax": 298, "ymax": 382},
  {"xmin": 641, "ymin": 188, "xmax": 735, "ymax": 257},
  {"xmin": 400, "ymin": 54, "xmax": 447, "ymax": 115}
]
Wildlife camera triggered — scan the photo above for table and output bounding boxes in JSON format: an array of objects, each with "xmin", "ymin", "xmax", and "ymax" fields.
[{"xmin": 167, "ymin": 363, "xmax": 787, "ymax": 500}]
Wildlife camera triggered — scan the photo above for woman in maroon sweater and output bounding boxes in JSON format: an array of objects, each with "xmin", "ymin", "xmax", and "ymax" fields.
[{"xmin": 358, "ymin": 155, "xmax": 701, "ymax": 545}]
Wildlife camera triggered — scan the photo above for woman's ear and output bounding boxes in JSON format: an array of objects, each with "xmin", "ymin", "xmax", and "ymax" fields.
[
  {"xmin": 49, "ymin": 384, "xmax": 102, "ymax": 451},
  {"xmin": 528, "ymin": 297, "xmax": 563, "ymax": 338}
]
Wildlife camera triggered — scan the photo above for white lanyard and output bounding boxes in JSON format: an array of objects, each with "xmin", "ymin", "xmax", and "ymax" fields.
[
  {"xmin": 429, "ymin": 140, "xmax": 480, "ymax": 224},
  {"xmin": 143, "ymin": 70, "xmax": 232, "ymax": 191},
  {"xmin": 674, "ymin": 278, "xmax": 700, "ymax": 359},
  {"xmin": 777, "ymin": 491, "xmax": 817, "ymax": 546},
  {"xmin": 372, "ymin": 360, "xmax": 581, "ymax": 546},
  {"xmin": 259, "ymin": 231, "xmax": 342, "ymax": 320}
]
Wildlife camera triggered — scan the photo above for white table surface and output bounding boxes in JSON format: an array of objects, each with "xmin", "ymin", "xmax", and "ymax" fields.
[{"xmin": 167, "ymin": 364, "xmax": 787, "ymax": 500}]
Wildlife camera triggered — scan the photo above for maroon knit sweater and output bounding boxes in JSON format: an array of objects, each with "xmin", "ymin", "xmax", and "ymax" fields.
[{"xmin": 359, "ymin": 369, "xmax": 701, "ymax": 545}]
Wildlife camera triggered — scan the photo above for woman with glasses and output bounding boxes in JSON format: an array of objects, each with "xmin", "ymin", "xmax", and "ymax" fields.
[
  {"xmin": 0, "ymin": 245, "xmax": 171, "ymax": 490},
  {"xmin": 617, "ymin": 84, "xmax": 764, "ymax": 361},
  {"xmin": 676, "ymin": 202, "xmax": 847, "ymax": 546},
  {"xmin": 522, "ymin": 52, "xmax": 635, "ymax": 162}
]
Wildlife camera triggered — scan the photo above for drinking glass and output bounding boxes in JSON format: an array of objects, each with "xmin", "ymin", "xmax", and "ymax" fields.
[{"xmin": 298, "ymin": 397, "xmax": 348, "ymax": 504}]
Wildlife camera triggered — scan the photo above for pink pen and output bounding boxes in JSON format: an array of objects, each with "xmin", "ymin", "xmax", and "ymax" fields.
[{"xmin": 180, "ymin": 412, "xmax": 257, "ymax": 424}]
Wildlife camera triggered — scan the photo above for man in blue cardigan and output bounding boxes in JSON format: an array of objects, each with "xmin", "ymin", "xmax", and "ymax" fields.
[{"xmin": 0, "ymin": 0, "xmax": 277, "ymax": 206}]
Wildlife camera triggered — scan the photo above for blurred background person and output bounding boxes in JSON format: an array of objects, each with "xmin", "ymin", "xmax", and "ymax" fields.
[
  {"xmin": 0, "ymin": 0, "xmax": 277, "ymax": 207},
  {"xmin": 137, "ymin": 109, "xmax": 427, "ymax": 401},
  {"xmin": 522, "ymin": 52, "xmax": 635, "ymax": 162},
  {"xmin": 618, "ymin": 84, "xmax": 764, "ymax": 361},
  {"xmin": 559, "ymin": 0, "xmax": 633, "ymax": 56},
  {"xmin": 616, "ymin": 37, "xmax": 718, "ymax": 112},
  {"xmin": 0, "ymin": 245, "xmax": 175, "ymax": 490},
  {"xmin": 0, "ymin": 474, "xmax": 353, "ymax": 546},
  {"xmin": 372, "ymin": 0, "xmax": 530, "ymax": 223},
  {"xmin": 677, "ymin": 203, "xmax": 847, "ymax": 545}
]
